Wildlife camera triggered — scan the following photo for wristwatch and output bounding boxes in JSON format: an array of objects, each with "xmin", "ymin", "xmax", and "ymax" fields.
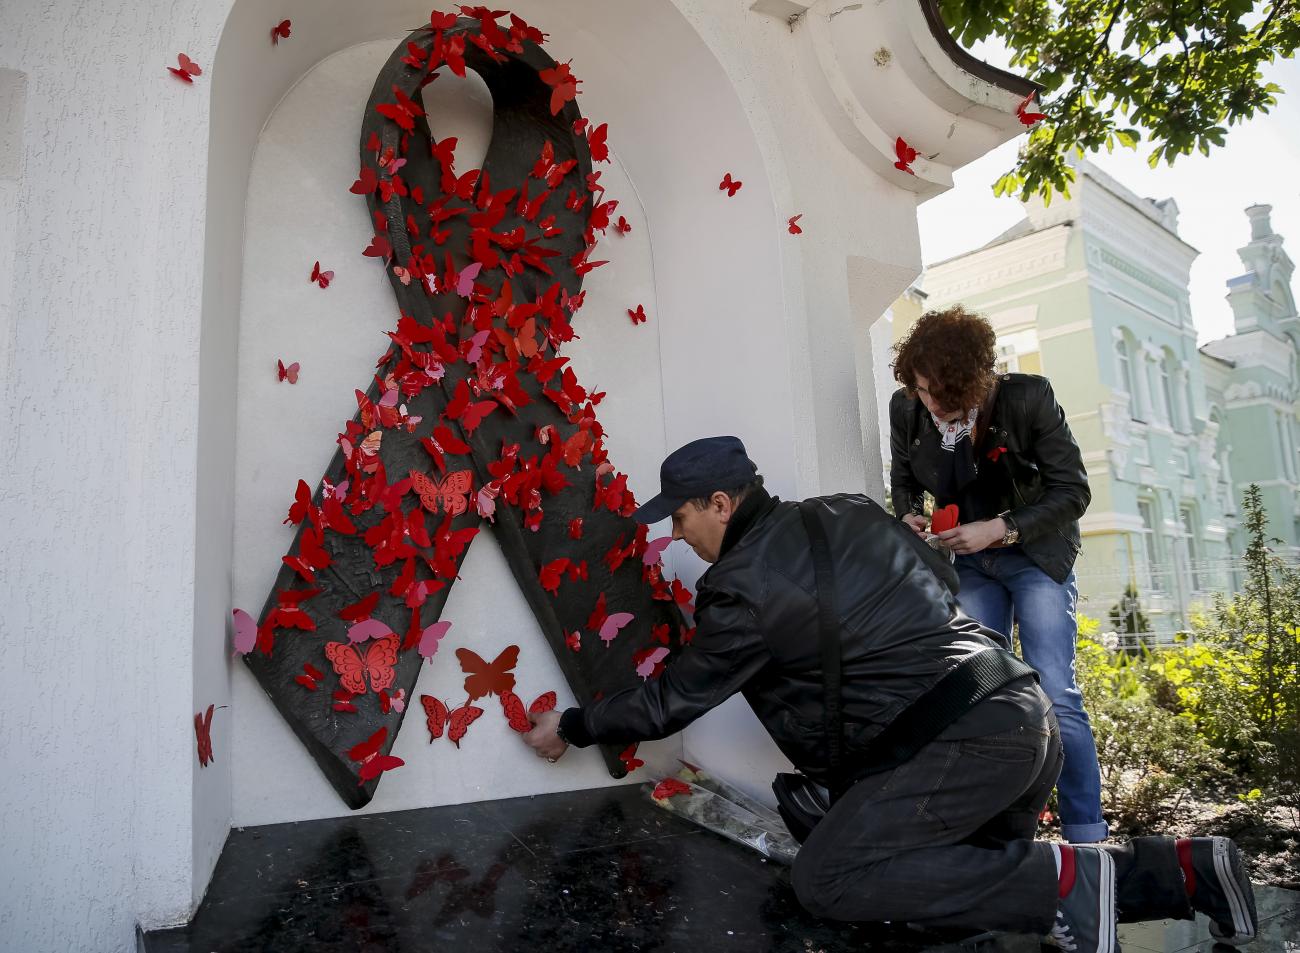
[{"xmin": 998, "ymin": 511, "xmax": 1020, "ymax": 546}]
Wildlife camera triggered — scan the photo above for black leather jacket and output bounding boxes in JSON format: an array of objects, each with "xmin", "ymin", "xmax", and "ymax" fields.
[
  {"xmin": 889, "ymin": 373, "xmax": 1090, "ymax": 584},
  {"xmin": 561, "ymin": 490, "xmax": 1009, "ymax": 786}
]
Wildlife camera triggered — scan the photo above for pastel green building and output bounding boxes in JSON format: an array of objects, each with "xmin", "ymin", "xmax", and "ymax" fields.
[{"xmin": 891, "ymin": 161, "xmax": 1299, "ymax": 641}]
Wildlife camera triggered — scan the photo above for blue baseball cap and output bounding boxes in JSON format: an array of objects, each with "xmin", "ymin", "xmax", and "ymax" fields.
[{"xmin": 632, "ymin": 436, "xmax": 760, "ymax": 524}]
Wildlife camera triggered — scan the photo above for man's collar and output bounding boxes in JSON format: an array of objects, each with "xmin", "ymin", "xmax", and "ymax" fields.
[{"xmin": 717, "ymin": 486, "xmax": 777, "ymax": 561}]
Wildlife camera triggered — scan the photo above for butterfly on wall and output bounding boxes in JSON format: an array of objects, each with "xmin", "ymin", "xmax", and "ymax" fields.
[
  {"xmin": 324, "ymin": 636, "xmax": 399, "ymax": 694},
  {"xmin": 409, "ymin": 468, "xmax": 472, "ymax": 517},
  {"xmin": 455, "ymin": 645, "xmax": 520, "ymax": 702}
]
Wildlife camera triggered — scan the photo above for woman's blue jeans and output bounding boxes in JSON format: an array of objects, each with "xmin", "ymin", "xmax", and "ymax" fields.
[{"xmin": 954, "ymin": 546, "xmax": 1109, "ymax": 843}]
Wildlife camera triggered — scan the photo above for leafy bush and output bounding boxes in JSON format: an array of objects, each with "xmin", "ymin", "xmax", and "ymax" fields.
[
  {"xmin": 1074, "ymin": 622, "xmax": 1227, "ymax": 831},
  {"xmin": 1075, "ymin": 485, "xmax": 1300, "ymax": 831}
]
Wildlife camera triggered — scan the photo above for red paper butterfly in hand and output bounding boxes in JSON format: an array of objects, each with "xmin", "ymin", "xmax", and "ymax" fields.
[
  {"xmin": 498, "ymin": 689, "xmax": 559, "ymax": 733},
  {"xmin": 787, "ymin": 214, "xmax": 803, "ymax": 235},
  {"xmin": 719, "ymin": 173, "xmax": 742, "ymax": 197},
  {"xmin": 277, "ymin": 359, "xmax": 300, "ymax": 384},
  {"xmin": 894, "ymin": 137, "xmax": 918, "ymax": 175},
  {"xmin": 167, "ymin": 53, "xmax": 202, "ymax": 83},
  {"xmin": 455, "ymin": 645, "xmax": 519, "ymax": 701},
  {"xmin": 1016, "ymin": 92, "xmax": 1047, "ymax": 126},
  {"xmin": 409, "ymin": 468, "xmax": 472, "ymax": 517},
  {"xmin": 324, "ymin": 635, "xmax": 399, "ymax": 694},
  {"xmin": 930, "ymin": 504, "xmax": 960, "ymax": 535},
  {"xmin": 270, "ymin": 19, "xmax": 292, "ymax": 44},
  {"xmin": 310, "ymin": 261, "xmax": 333, "ymax": 289}
]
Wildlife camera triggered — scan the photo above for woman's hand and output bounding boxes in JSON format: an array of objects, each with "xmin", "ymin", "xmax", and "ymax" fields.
[
  {"xmin": 937, "ymin": 518, "xmax": 1007, "ymax": 556},
  {"xmin": 902, "ymin": 514, "xmax": 928, "ymax": 537}
]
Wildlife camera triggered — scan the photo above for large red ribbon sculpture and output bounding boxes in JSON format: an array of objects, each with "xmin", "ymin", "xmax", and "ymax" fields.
[{"xmin": 244, "ymin": 9, "xmax": 690, "ymax": 808}]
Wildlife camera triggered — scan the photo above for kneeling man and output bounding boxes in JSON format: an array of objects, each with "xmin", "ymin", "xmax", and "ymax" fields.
[{"xmin": 523, "ymin": 436, "xmax": 1257, "ymax": 952}]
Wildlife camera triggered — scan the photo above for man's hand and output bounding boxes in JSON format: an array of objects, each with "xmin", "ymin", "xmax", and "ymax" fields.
[
  {"xmin": 902, "ymin": 514, "xmax": 928, "ymax": 537},
  {"xmin": 937, "ymin": 518, "xmax": 1007, "ymax": 556},
  {"xmin": 523, "ymin": 709, "xmax": 568, "ymax": 762}
]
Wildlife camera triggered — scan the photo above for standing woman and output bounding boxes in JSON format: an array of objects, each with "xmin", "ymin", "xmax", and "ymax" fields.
[{"xmin": 888, "ymin": 306, "xmax": 1107, "ymax": 844}]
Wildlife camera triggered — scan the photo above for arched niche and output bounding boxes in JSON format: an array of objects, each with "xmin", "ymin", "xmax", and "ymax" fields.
[{"xmin": 197, "ymin": 0, "xmax": 796, "ymax": 853}]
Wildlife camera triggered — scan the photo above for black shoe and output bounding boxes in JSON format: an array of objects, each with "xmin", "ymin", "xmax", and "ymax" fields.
[
  {"xmin": 1181, "ymin": 837, "xmax": 1258, "ymax": 945},
  {"xmin": 1050, "ymin": 846, "xmax": 1118, "ymax": 953}
]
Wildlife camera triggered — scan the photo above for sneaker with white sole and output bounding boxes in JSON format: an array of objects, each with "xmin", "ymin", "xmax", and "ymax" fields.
[
  {"xmin": 1050, "ymin": 846, "xmax": 1118, "ymax": 953},
  {"xmin": 1180, "ymin": 837, "xmax": 1258, "ymax": 945}
]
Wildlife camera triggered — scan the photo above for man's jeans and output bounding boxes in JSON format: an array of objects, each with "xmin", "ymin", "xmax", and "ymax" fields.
[
  {"xmin": 954, "ymin": 547, "xmax": 1108, "ymax": 843},
  {"xmin": 793, "ymin": 704, "xmax": 1064, "ymax": 933},
  {"xmin": 790, "ymin": 701, "xmax": 1196, "ymax": 933}
]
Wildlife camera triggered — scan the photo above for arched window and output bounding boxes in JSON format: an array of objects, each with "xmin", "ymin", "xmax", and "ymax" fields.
[
  {"xmin": 1115, "ymin": 333, "xmax": 1141, "ymax": 419},
  {"xmin": 1137, "ymin": 497, "xmax": 1161, "ymax": 591},
  {"xmin": 1155, "ymin": 356, "xmax": 1174, "ymax": 426}
]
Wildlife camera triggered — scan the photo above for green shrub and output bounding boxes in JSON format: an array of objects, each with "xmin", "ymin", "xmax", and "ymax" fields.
[{"xmin": 1075, "ymin": 623, "xmax": 1227, "ymax": 832}]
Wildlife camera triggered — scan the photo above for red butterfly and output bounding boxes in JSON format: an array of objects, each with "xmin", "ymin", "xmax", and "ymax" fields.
[
  {"xmin": 1016, "ymin": 92, "xmax": 1047, "ymax": 126},
  {"xmin": 409, "ymin": 468, "xmax": 472, "ymax": 516},
  {"xmin": 324, "ymin": 635, "xmax": 400, "ymax": 694},
  {"xmin": 930, "ymin": 503, "xmax": 960, "ymax": 535},
  {"xmin": 447, "ymin": 703, "xmax": 484, "ymax": 748},
  {"xmin": 194, "ymin": 704, "xmax": 217, "ymax": 767},
  {"xmin": 614, "ymin": 215, "xmax": 631, "ymax": 235},
  {"xmin": 538, "ymin": 558, "xmax": 570, "ymax": 594},
  {"xmin": 338, "ymin": 592, "xmax": 380, "ymax": 623},
  {"xmin": 282, "ymin": 525, "xmax": 330, "ymax": 582},
  {"xmin": 719, "ymin": 173, "xmax": 742, "ymax": 197},
  {"xmin": 277, "ymin": 359, "xmax": 300, "ymax": 384},
  {"xmin": 538, "ymin": 61, "xmax": 581, "ymax": 115},
  {"xmin": 987, "ymin": 445, "xmax": 1008, "ymax": 463},
  {"xmin": 167, "ymin": 53, "xmax": 202, "ymax": 83},
  {"xmin": 310, "ymin": 261, "xmax": 333, "ymax": 289},
  {"xmin": 270, "ymin": 19, "xmax": 292, "ymax": 44},
  {"xmin": 375, "ymin": 85, "xmax": 425, "ymax": 132},
  {"xmin": 787, "ymin": 214, "xmax": 803, "ymax": 235},
  {"xmin": 420, "ymin": 695, "xmax": 448, "ymax": 741},
  {"xmin": 498, "ymin": 690, "xmax": 557, "ymax": 733},
  {"xmin": 350, "ymin": 165, "xmax": 379, "ymax": 196},
  {"xmin": 294, "ymin": 662, "xmax": 324, "ymax": 692},
  {"xmin": 652, "ymin": 778, "xmax": 692, "ymax": 801},
  {"xmin": 348, "ymin": 727, "xmax": 404, "ymax": 783},
  {"xmin": 333, "ymin": 689, "xmax": 359, "ymax": 714},
  {"xmin": 456, "ymin": 645, "xmax": 519, "ymax": 701},
  {"xmin": 586, "ymin": 122, "xmax": 609, "ymax": 162},
  {"xmin": 444, "ymin": 379, "xmax": 498, "ymax": 433},
  {"xmin": 894, "ymin": 137, "xmax": 918, "ymax": 175},
  {"xmin": 627, "ymin": 305, "xmax": 647, "ymax": 326},
  {"xmin": 619, "ymin": 743, "xmax": 644, "ymax": 772}
]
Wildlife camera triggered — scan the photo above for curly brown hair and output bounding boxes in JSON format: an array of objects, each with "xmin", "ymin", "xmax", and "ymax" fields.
[{"xmin": 892, "ymin": 306, "xmax": 998, "ymax": 414}]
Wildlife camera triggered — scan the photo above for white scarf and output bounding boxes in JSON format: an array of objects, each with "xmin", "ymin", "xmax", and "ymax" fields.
[{"xmin": 931, "ymin": 407, "xmax": 978, "ymax": 452}]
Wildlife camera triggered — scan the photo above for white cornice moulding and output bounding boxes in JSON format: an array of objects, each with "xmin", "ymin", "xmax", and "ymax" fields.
[
  {"xmin": 773, "ymin": 0, "xmax": 1030, "ymax": 199},
  {"xmin": 923, "ymin": 225, "xmax": 1072, "ymax": 301}
]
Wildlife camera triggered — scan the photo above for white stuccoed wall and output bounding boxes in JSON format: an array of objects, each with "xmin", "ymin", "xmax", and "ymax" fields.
[{"xmin": 0, "ymin": 0, "xmax": 1028, "ymax": 948}]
